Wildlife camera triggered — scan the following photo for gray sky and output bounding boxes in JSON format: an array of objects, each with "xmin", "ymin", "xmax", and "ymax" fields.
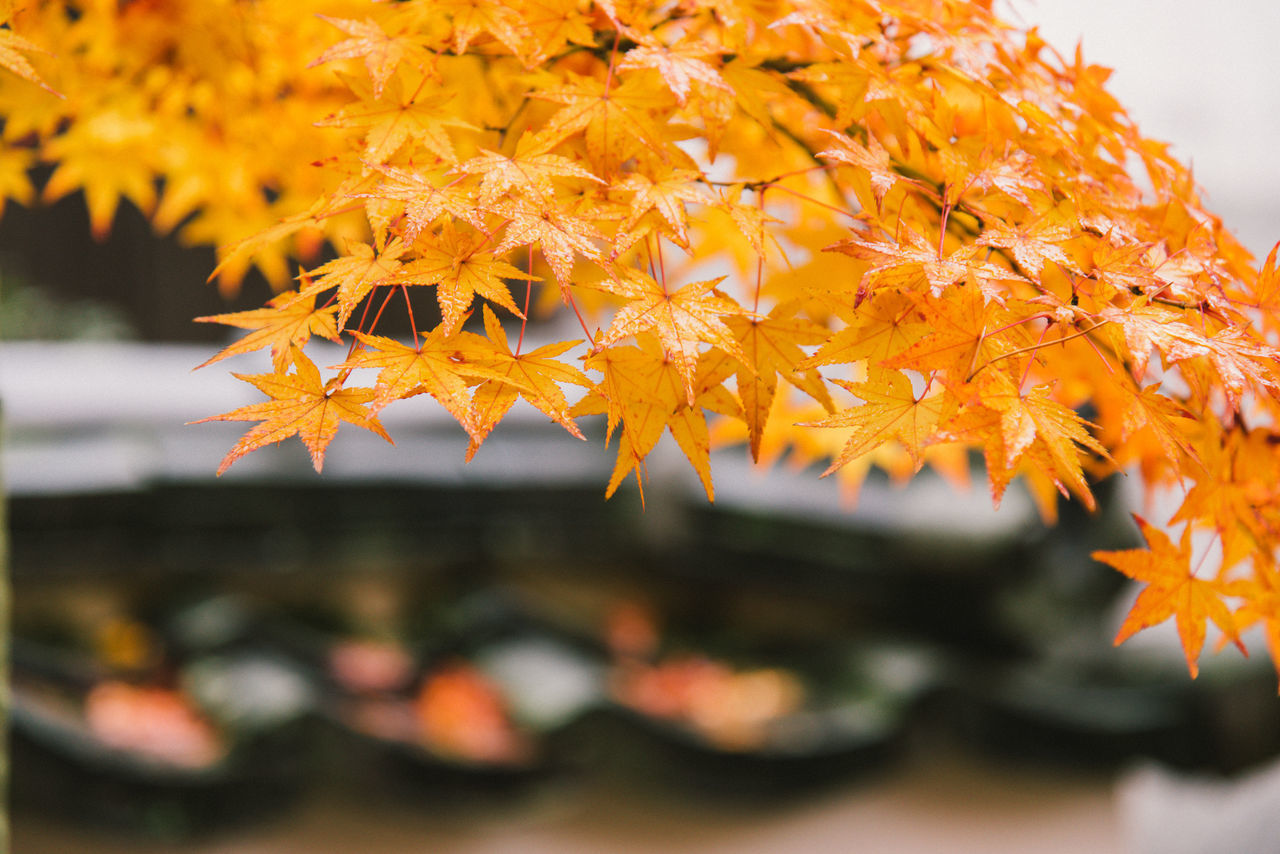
[{"xmin": 1008, "ymin": 0, "xmax": 1280, "ymax": 257}]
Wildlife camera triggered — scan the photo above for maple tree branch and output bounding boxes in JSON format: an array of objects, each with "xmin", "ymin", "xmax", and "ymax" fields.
[
  {"xmin": 1020, "ymin": 321, "xmax": 1052, "ymax": 393},
  {"xmin": 763, "ymin": 183, "xmax": 857, "ymax": 220},
  {"xmin": 968, "ymin": 320, "xmax": 1103, "ymax": 382}
]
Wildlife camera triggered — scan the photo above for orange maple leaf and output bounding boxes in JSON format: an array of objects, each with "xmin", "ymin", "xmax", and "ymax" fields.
[
  {"xmin": 798, "ymin": 291, "xmax": 926, "ymax": 372},
  {"xmin": 534, "ymin": 73, "xmax": 675, "ymax": 163},
  {"xmin": 357, "ymin": 164, "xmax": 482, "ymax": 241},
  {"xmin": 0, "ymin": 23, "xmax": 58, "ymax": 95},
  {"xmin": 722, "ymin": 302, "xmax": 834, "ymax": 462},
  {"xmin": 593, "ymin": 268, "xmax": 749, "ymax": 405},
  {"xmin": 318, "ymin": 74, "xmax": 469, "ymax": 165},
  {"xmin": 816, "ymin": 130, "xmax": 907, "ymax": 211},
  {"xmin": 434, "ymin": 0, "xmax": 525, "ymax": 55},
  {"xmin": 616, "ymin": 40, "xmax": 730, "ymax": 106},
  {"xmin": 338, "ymin": 329, "xmax": 502, "ymax": 432},
  {"xmin": 614, "ymin": 168, "xmax": 708, "ymax": 249},
  {"xmin": 574, "ymin": 337, "xmax": 739, "ymax": 502},
  {"xmin": 1094, "ymin": 516, "xmax": 1242, "ymax": 678},
  {"xmin": 492, "ymin": 200, "xmax": 602, "ymax": 296},
  {"xmin": 194, "ymin": 289, "xmax": 340, "ymax": 371},
  {"xmin": 311, "ymin": 16, "xmax": 427, "ymax": 99},
  {"xmin": 456, "ymin": 133, "xmax": 602, "ymax": 206},
  {"xmin": 830, "ymin": 225, "xmax": 1026, "ymax": 305},
  {"xmin": 397, "ymin": 224, "xmax": 535, "ymax": 334},
  {"xmin": 465, "ymin": 306, "xmax": 590, "ymax": 459},
  {"xmin": 803, "ymin": 369, "xmax": 944, "ymax": 474},
  {"xmin": 1250, "ymin": 241, "xmax": 1280, "ymax": 315},
  {"xmin": 195, "ymin": 349, "xmax": 392, "ymax": 475},
  {"xmin": 302, "ymin": 237, "xmax": 412, "ymax": 330},
  {"xmin": 1228, "ymin": 562, "xmax": 1280, "ymax": 681},
  {"xmin": 975, "ymin": 216, "xmax": 1075, "ymax": 278}
]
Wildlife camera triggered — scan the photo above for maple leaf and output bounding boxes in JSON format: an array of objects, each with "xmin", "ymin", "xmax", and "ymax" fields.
[
  {"xmin": 534, "ymin": 73, "xmax": 677, "ymax": 164},
  {"xmin": 1098, "ymin": 303, "xmax": 1210, "ymax": 379},
  {"xmin": 616, "ymin": 40, "xmax": 731, "ymax": 106},
  {"xmin": 40, "ymin": 96, "xmax": 159, "ymax": 239},
  {"xmin": 302, "ymin": 238, "xmax": 413, "ymax": 330},
  {"xmin": 195, "ymin": 289, "xmax": 341, "ymax": 371},
  {"xmin": 798, "ymin": 291, "xmax": 927, "ymax": 372},
  {"xmin": 319, "ymin": 73, "xmax": 471, "ymax": 165},
  {"xmin": 207, "ymin": 212, "xmax": 326, "ymax": 292},
  {"xmin": 817, "ymin": 130, "xmax": 908, "ymax": 211},
  {"xmin": 720, "ymin": 301, "xmax": 835, "ymax": 462},
  {"xmin": 195, "ymin": 349, "xmax": 392, "ymax": 475},
  {"xmin": 803, "ymin": 369, "xmax": 945, "ymax": 475},
  {"xmin": 1094, "ymin": 517, "xmax": 1242, "ymax": 678},
  {"xmin": 593, "ymin": 268, "xmax": 749, "ymax": 405},
  {"xmin": 0, "ymin": 21, "xmax": 57, "ymax": 95},
  {"xmin": 574, "ymin": 338, "xmax": 739, "ymax": 502},
  {"xmin": 398, "ymin": 223, "xmax": 535, "ymax": 334},
  {"xmin": 786, "ymin": 61, "xmax": 875, "ymax": 128},
  {"xmin": 1249, "ymin": 241, "xmax": 1280, "ymax": 316},
  {"xmin": 882, "ymin": 286, "xmax": 1021, "ymax": 380},
  {"xmin": 337, "ymin": 328, "xmax": 502, "ymax": 431},
  {"xmin": 1118, "ymin": 383, "xmax": 1200, "ymax": 469},
  {"xmin": 614, "ymin": 168, "xmax": 707, "ymax": 249},
  {"xmin": 456, "ymin": 133, "xmax": 602, "ymax": 206},
  {"xmin": 516, "ymin": 0, "xmax": 597, "ymax": 65},
  {"xmin": 975, "ymin": 216, "xmax": 1075, "ymax": 278},
  {"xmin": 311, "ymin": 16, "xmax": 428, "ymax": 99},
  {"xmin": 1198, "ymin": 327, "xmax": 1280, "ymax": 405},
  {"xmin": 711, "ymin": 187, "xmax": 783, "ymax": 262},
  {"xmin": 961, "ymin": 148, "xmax": 1048, "ymax": 208},
  {"xmin": 954, "ymin": 370, "xmax": 1110, "ymax": 510},
  {"xmin": 491, "ymin": 200, "xmax": 602, "ymax": 295},
  {"xmin": 356, "ymin": 164, "xmax": 482, "ymax": 241},
  {"xmin": 1229, "ymin": 563, "xmax": 1280, "ymax": 679},
  {"xmin": 433, "ymin": 0, "xmax": 526, "ymax": 55},
  {"xmin": 465, "ymin": 306, "xmax": 590, "ymax": 459},
  {"xmin": 1098, "ymin": 304, "xmax": 1279, "ymax": 402},
  {"xmin": 830, "ymin": 226, "xmax": 1026, "ymax": 305},
  {"xmin": 1168, "ymin": 427, "xmax": 1278, "ymax": 575}
]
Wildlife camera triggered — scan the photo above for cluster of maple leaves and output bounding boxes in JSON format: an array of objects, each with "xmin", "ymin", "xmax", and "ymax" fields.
[
  {"xmin": 0, "ymin": 0, "xmax": 377, "ymax": 284},
  {"xmin": 6, "ymin": 0, "xmax": 1280, "ymax": 681}
]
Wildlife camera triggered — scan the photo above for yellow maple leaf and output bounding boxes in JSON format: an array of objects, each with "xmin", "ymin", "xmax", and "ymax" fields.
[
  {"xmin": 311, "ymin": 16, "xmax": 429, "ymax": 99},
  {"xmin": 803, "ymin": 369, "xmax": 944, "ymax": 475},
  {"xmin": 465, "ymin": 306, "xmax": 590, "ymax": 459},
  {"xmin": 593, "ymin": 268, "xmax": 749, "ymax": 405},
  {"xmin": 398, "ymin": 225, "xmax": 534, "ymax": 334},
  {"xmin": 1095, "ymin": 517, "xmax": 1242, "ymax": 678},
  {"xmin": 195, "ymin": 289, "xmax": 341, "ymax": 371},
  {"xmin": 195, "ymin": 349, "xmax": 391, "ymax": 475}
]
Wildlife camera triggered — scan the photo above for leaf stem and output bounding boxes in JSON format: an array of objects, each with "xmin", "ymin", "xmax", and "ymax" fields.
[
  {"xmin": 516, "ymin": 244, "xmax": 533, "ymax": 356},
  {"xmin": 401, "ymin": 285, "xmax": 419, "ymax": 349}
]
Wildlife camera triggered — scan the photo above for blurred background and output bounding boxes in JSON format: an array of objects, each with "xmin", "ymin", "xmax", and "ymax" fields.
[{"xmin": 3, "ymin": 2, "xmax": 1280, "ymax": 853}]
